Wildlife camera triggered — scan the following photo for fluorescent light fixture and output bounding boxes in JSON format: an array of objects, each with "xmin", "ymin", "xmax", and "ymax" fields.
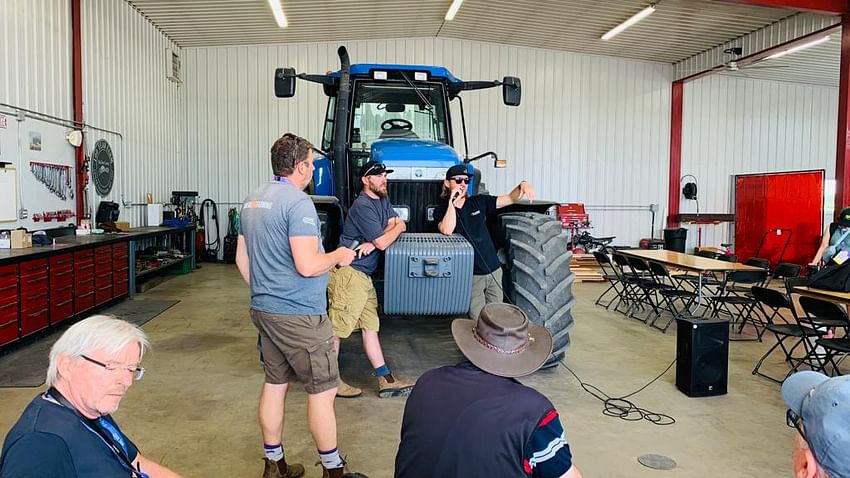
[
  {"xmin": 601, "ymin": 4, "xmax": 656, "ymax": 40},
  {"xmin": 268, "ymin": 0, "xmax": 287, "ymax": 28},
  {"xmin": 445, "ymin": 0, "xmax": 464, "ymax": 21},
  {"xmin": 766, "ymin": 35, "xmax": 830, "ymax": 60}
]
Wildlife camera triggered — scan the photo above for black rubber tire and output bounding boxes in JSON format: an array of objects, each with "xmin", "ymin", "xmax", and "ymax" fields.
[{"xmin": 502, "ymin": 212, "xmax": 574, "ymax": 365}]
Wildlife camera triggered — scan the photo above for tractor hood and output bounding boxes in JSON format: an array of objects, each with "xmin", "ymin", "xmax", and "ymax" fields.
[{"xmin": 371, "ymin": 139, "xmax": 462, "ymax": 181}]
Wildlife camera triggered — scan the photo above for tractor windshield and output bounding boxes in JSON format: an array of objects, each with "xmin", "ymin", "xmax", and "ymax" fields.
[{"xmin": 350, "ymin": 81, "xmax": 449, "ymax": 152}]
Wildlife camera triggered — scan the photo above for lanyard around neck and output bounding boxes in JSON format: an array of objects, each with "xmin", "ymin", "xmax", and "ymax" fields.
[
  {"xmin": 45, "ymin": 387, "xmax": 149, "ymax": 478},
  {"xmin": 273, "ymin": 176, "xmax": 291, "ymax": 185}
]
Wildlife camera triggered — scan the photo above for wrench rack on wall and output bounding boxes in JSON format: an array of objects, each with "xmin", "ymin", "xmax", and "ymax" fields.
[{"xmin": 30, "ymin": 160, "xmax": 74, "ymax": 201}]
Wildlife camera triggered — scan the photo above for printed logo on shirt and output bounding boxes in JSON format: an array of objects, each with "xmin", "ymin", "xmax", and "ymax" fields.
[
  {"xmin": 471, "ymin": 210, "xmax": 481, "ymax": 216},
  {"xmin": 302, "ymin": 217, "xmax": 317, "ymax": 226},
  {"xmin": 243, "ymin": 200, "xmax": 272, "ymax": 209}
]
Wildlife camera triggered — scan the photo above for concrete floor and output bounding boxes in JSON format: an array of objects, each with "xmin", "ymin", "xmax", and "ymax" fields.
[{"xmin": 0, "ymin": 264, "xmax": 795, "ymax": 477}]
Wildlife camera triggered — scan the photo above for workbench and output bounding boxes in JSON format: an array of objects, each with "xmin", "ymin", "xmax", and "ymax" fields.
[{"xmin": 0, "ymin": 226, "xmax": 195, "ymax": 348}]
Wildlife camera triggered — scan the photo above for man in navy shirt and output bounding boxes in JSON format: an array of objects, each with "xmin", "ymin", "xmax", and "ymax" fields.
[
  {"xmin": 394, "ymin": 303, "xmax": 582, "ymax": 478},
  {"xmin": 0, "ymin": 315, "xmax": 182, "ymax": 478},
  {"xmin": 435, "ymin": 164, "xmax": 536, "ymax": 321},
  {"xmin": 327, "ymin": 160, "xmax": 414, "ymax": 399}
]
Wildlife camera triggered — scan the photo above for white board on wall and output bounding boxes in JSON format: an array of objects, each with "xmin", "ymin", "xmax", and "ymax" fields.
[{"xmin": 0, "ymin": 168, "xmax": 17, "ymax": 222}]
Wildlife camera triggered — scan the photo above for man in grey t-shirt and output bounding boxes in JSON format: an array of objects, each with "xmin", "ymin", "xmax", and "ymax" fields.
[{"xmin": 236, "ymin": 133, "xmax": 356, "ymax": 478}]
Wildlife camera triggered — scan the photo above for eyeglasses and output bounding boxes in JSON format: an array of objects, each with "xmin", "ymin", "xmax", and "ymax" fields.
[
  {"xmin": 81, "ymin": 355, "xmax": 146, "ymax": 381},
  {"xmin": 451, "ymin": 177, "xmax": 470, "ymax": 184},
  {"xmin": 786, "ymin": 409, "xmax": 809, "ymax": 446}
]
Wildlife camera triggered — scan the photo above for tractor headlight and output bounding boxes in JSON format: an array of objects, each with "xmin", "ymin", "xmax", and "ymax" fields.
[{"xmin": 393, "ymin": 206, "xmax": 410, "ymax": 222}]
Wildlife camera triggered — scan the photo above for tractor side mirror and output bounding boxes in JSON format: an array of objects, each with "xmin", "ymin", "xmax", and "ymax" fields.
[
  {"xmin": 275, "ymin": 67, "xmax": 297, "ymax": 98},
  {"xmin": 502, "ymin": 76, "xmax": 521, "ymax": 106}
]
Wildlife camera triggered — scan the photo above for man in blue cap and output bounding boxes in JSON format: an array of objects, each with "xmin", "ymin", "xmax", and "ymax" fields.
[{"xmin": 782, "ymin": 371, "xmax": 850, "ymax": 478}]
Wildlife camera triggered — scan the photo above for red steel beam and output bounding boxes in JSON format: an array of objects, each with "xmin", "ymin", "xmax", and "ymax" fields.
[
  {"xmin": 71, "ymin": 0, "xmax": 86, "ymax": 219},
  {"xmin": 836, "ymin": 14, "xmax": 850, "ymax": 214},
  {"xmin": 667, "ymin": 81, "xmax": 684, "ymax": 228},
  {"xmin": 718, "ymin": 0, "xmax": 848, "ymax": 14}
]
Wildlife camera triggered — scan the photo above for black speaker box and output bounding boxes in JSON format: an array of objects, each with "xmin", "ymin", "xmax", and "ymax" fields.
[{"xmin": 676, "ymin": 317, "xmax": 729, "ymax": 397}]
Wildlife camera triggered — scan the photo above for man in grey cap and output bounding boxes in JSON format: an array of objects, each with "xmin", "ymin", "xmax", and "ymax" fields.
[
  {"xmin": 781, "ymin": 371, "xmax": 850, "ymax": 478},
  {"xmin": 394, "ymin": 303, "xmax": 582, "ymax": 478}
]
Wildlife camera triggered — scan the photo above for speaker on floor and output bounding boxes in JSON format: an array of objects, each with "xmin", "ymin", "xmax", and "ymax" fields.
[{"xmin": 676, "ymin": 317, "xmax": 729, "ymax": 397}]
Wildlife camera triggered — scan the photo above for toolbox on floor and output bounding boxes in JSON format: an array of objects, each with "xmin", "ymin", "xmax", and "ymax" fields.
[{"xmin": 383, "ymin": 233, "xmax": 473, "ymax": 316}]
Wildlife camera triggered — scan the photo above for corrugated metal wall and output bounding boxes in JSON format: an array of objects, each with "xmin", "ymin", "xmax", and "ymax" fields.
[
  {"xmin": 0, "ymin": 0, "xmax": 73, "ymax": 118},
  {"xmin": 680, "ymin": 74, "xmax": 837, "ymax": 249},
  {"xmin": 81, "ymin": 0, "xmax": 183, "ymax": 226},
  {"xmin": 182, "ymin": 38, "xmax": 674, "ymax": 246}
]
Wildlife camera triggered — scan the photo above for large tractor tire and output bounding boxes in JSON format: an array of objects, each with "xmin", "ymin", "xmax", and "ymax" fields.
[{"xmin": 500, "ymin": 212, "xmax": 575, "ymax": 366}]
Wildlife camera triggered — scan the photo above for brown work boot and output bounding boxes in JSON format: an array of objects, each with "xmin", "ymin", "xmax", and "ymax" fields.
[
  {"xmin": 377, "ymin": 374, "xmax": 414, "ymax": 398},
  {"xmin": 262, "ymin": 458, "xmax": 305, "ymax": 478},
  {"xmin": 317, "ymin": 457, "xmax": 368, "ymax": 478},
  {"xmin": 336, "ymin": 378, "xmax": 362, "ymax": 398}
]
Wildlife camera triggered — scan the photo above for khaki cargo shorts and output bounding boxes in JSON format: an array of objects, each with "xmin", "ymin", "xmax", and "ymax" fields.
[
  {"xmin": 327, "ymin": 266, "xmax": 380, "ymax": 339},
  {"xmin": 250, "ymin": 309, "xmax": 339, "ymax": 394}
]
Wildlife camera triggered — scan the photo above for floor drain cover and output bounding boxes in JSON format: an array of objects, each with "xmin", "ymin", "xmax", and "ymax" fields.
[{"xmin": 638, "ymin": 454, "xmax": 677, "ymax": 470}]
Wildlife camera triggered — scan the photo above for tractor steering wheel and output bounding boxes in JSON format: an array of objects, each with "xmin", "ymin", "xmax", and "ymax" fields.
[{"xmin": 381, "ymin": 119, "xmax": 413, "ymax": 131}]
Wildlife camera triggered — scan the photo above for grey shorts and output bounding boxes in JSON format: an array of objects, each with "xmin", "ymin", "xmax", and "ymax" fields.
[{"xmin": 250, "ymin": 309, "xmax": 339, "ymax": 394}]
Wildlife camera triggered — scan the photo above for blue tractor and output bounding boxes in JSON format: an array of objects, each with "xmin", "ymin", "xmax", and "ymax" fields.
[{"xmin": 275, "ymin": 47, "xmax": 574, "ymax": 360}]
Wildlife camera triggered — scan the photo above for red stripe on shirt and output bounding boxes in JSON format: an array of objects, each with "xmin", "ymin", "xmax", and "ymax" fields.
[
  {"xmin": 539, "ymin": 409, "xmax": 558, "ymax": 427},
  {"xmin": 523, "ymin": 458, "xmax": 532, "ymax": 474}
]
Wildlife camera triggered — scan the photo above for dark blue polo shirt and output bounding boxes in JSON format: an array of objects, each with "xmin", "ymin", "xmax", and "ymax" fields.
[{"xmin": 0, "ymin": 394, "xmax": 140, "ymax": 477}]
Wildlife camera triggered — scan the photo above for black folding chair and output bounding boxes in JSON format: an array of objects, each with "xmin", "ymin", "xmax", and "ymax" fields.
[
  {"xmin": 593, "ymin": 251, "xmax": 625, "ymax": 310},
  {"xmin": 798, "ymin": 296, "xmax": 850, "ymax": 376},
  {"xmin": 709, "ymin": 269, "xmax": 769, "ymax": 337},
  {"xmin": 611, "ymin": 252, "xmax": 644, "ymax": 315},
  {"xmin": 750, "ymin": 286, "xmax": 813, "ymax": 383},
  {"xmin": 771, "ymin": 262, "xmax": 802, "ymax": 285},
  {"xmin": 625, "ymin": 256, "xmax": 671, "ymax": 323},
  {"xmin": 646, "ymin": 261, "xmax": 699, "ymax": 333}
]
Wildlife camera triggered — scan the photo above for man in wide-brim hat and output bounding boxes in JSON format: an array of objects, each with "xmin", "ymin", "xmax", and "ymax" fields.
[{"xmin": 394, "ymin": 303, "xmax": 582, "ymax": 478}]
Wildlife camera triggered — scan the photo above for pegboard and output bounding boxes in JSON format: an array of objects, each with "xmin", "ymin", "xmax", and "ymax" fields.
[{"xmin": 0, "ymin": 111, "xmax": 77, "ymax": 231}]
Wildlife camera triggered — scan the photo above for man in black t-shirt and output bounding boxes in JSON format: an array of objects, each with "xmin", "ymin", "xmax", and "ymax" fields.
[{"xmin": 435, "ymin": 164, "xmax": 535, "ymax": 321}]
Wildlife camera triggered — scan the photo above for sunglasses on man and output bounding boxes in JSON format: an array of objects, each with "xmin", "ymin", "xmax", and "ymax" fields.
[
  {"xmin": 786, "ymin": 409, "xmax": 811, "ymax": 449},
  {"xmin": 451, "ymin": 176, "xmax": 470, "ymax": 185}
]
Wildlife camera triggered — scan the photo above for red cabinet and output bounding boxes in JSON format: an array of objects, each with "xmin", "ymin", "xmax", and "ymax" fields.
[
  {"xmin": 112, "ymin": 243, "xmax": 129, "ymax": 298},
  {"xmin": 50, "ymin": 253, "xmax": 74, "ymax": 324},
  {"xmin": 19, "ymin": 258, "xmax": 49, "ymax": 337},
  {"xmin": 94, "ymin": 246, "xmax": 113, "ymax": 306},
  {"xmin": 75, "ymin": 249, "xmax": 95, "ymax": 314},
  {"xmin": 0, "ymin": 264, "xmax": 18, "ymax": 346}
]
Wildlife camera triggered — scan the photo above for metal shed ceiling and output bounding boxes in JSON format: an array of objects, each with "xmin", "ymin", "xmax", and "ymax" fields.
[{"xmin": 127, "ymin": 0, "xmax": 839, "ymax": 86}]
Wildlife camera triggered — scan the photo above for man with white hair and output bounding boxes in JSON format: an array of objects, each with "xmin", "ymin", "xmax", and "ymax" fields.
[{"xmin": 0, "ymin": 315, "xmax": 182, "ymax": 477}]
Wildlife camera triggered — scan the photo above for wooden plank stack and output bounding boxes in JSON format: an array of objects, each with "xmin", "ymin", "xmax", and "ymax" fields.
[{"xmin": 570, "ymin": 253, "xmax": 606, "ymax": 282}]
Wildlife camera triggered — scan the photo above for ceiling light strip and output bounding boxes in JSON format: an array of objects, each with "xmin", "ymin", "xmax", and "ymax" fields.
[
  {"xmin": 445, "ymin": 0, "xmax": 464, "ymax": 21},
  {"xmin": 268, "ymin": 0, "xmax": 287, "ymax": 28},
  {"xmin": 601, "ymin": 4, "xmax": 656, "ymax": 41},
  {"xmin": 765, "ymin": 35, "xmax": 830, "ymax": 60}
]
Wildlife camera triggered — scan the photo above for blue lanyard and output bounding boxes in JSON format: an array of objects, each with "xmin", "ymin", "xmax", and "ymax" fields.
[
  {"xmin": 273, "ymin": 176, "xmax": 291, "ymax": 185},
  {"xmin": 45, "ymin": 389, "xmax": 150, "ymax": 478}
]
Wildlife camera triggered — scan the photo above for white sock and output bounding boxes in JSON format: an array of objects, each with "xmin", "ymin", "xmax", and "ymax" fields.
[{"xmin": 318, "ymin": 447, "xmax": 344, "ymax": 469}]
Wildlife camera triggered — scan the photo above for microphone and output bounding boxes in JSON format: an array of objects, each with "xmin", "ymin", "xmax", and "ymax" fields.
[
  {"xmin": 349, "ymin": 240, "xmax": 360, "ymax": 250},
  {"xmin": 452, "ymin": 191, "xmax": 460, "ymax": 202}
]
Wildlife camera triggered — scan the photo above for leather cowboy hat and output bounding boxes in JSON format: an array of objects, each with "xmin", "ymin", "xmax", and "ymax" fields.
[{"xmin": 451, "ymin": 303, "xmax": 553, "ymax": 377}]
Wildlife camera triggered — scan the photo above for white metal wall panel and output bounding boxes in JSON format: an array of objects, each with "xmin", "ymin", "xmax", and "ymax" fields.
[
  {"xmin": 182, "ymin": 38, "xmax": 673, "ymax": 246},
  {"xmin": 82, "ymin": 0, "xmax": 183, "ymax": 226},
  {"xmin": 681, "ymin": 74, "xmax": 836, "ymax": 249},
  {"xmin": 0, "ymin": 0, "xmax": 73, "ymax": 118}
]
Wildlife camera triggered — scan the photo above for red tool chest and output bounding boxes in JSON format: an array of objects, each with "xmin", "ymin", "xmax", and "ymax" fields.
[
  {"xmin": 112, "ymin": 242, "xmax": 129, "ymax": 298},
  {"xmin": 0, "ymin": 264, "xmax": 19, "ymax": 346},
  {"xmin": 75, "ymin": 248, "xmax": 95, "ymax": 314},
  {"xmin": 94, "ymin": 246, "xmax": 113, "ymax": 306},
  {"xmin": 50, "ymin": 253, "xmax": 75, "ymax": 324},
  {"xmin": 19, "ymin": 258, "xmax": 49, "ymax": 337}
]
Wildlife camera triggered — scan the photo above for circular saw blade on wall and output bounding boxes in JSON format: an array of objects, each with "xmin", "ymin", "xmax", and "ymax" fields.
[{"xmin": 91, "ymin": 139, "xmax": 114, "ymax": 197}]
